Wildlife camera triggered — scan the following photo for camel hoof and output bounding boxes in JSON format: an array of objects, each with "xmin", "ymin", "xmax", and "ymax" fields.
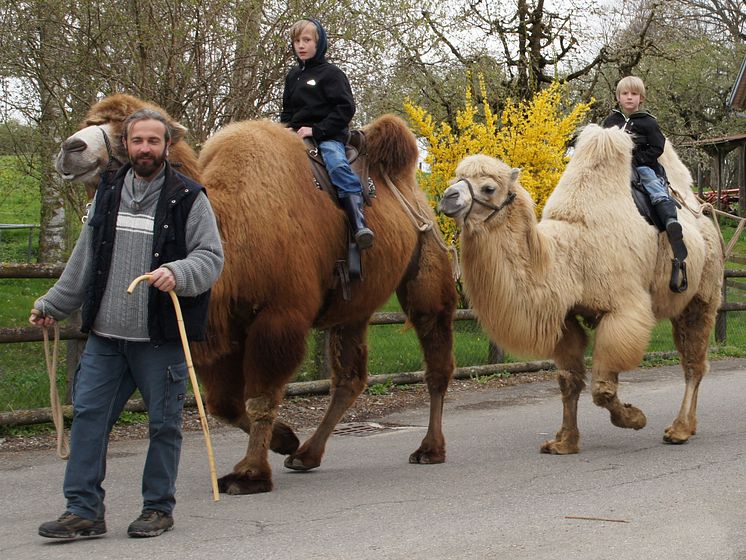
[
  {"xmin": 540, "ymin": 439, "xmax": 579, "ymax": 455},
  {"xmin": 610, "ymin": 403, "xmax": 647, "ymax": 430},
  {"xmin": 217, "ymin": 472, "xmax": 273, "ymax": 495},
  {"xmin": 408, "ymin": 449, "xmax": 446, "ymax": 464},
  {"xmin": 270, "ymin": 421, "xmax": 300, "ymax": 455},
  {"xmin": 662, "ymin": 434, "xmax": 690, "ymax": 445},
  {"xmin": 663, "ymin": 426, "xmax": 691, "ymax": 445},
  {"xmin": 284, "ymin": 455, "xmax": 320, "ymax": 471}
]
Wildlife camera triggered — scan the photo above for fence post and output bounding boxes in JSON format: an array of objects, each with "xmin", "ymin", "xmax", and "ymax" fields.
[
  {"xmin": 311, "ymin": 329, "xmax": 330, "ymax": 379},
  {"xmin": 64, "ymin": 311, "xmax": 84, "ymax": 402},
  {"xmin": 487, "ymin": 341, "xmax": 504, "ymax": 364},
  {"xmin": 715, "ymin": 278, "xmax": 727, "ymax": 344}
]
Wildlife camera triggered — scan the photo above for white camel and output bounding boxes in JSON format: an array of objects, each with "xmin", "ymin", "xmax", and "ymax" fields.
[{"xmin": 439, "ymin": 124, "xmax": 724, "ymax": 454}]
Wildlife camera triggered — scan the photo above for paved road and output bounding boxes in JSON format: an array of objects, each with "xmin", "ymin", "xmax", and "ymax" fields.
[{"xmin": 2, "ymin": 359, "xmax": 746, "ymax": 560}]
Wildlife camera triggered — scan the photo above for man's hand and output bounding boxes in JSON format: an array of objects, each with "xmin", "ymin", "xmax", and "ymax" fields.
[
  {"xmin": 29, "ymin": 309, "xmax": 56, "ymax": 327},
  {"xmin": 296, "ymin": 126, "xmax": 313, "ymax": 138},
  {"xmin": 148, "ymin": 267, "xmax": 177, "ymax": 292}
]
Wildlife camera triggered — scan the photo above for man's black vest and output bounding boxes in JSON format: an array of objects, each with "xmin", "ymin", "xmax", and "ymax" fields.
[{"xmin": 81, "ymin": 162, "xmax": 211, "ymax": 343}]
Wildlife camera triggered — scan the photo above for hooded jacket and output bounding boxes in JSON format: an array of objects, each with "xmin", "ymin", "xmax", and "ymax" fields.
[
  {"xmin": 280, "ymin": 19, "xmax": 355, "ymax": 143},
  {"xmin": 602, "ymin": 108, "xmax": 665, "ymax": 174}
]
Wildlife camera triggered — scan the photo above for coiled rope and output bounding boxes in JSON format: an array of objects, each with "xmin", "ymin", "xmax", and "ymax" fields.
[{"xmin": 42, "ymin": 324, "xmax": 69, "ymax": 460}]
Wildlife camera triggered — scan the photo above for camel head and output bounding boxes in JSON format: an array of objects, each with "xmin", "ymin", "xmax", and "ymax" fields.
[
  {"xmin": 55, "ymin": 94, "xmax": 189, "ymax": 192},
  {"xmin": 439, "ymin": 154, "xmax": 523, "ymax": 231},
  {"xmin": 55, "ymin": 122, "xmax": 125, "ymax": 187}
]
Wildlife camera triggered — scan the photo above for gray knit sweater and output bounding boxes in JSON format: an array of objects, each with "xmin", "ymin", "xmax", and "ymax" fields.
[{"xmin": 34, "ymin": 166, "xmax": 224, "ymax": 341}]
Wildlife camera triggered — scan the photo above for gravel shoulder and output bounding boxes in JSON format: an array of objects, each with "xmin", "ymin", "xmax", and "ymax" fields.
[{"xmin": 0, "ymin": 370, "xmax": 556, "ymax": 453}]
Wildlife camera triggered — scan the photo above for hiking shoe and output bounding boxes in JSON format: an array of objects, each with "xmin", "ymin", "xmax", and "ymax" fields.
[
  {"xmin": 127, "ymin": 510, "xmax": 174, "ymax": 538},
  {"xmin": 665, "ymin": 219, "xmax": 688, "ymax": 262},
  {"xmin": 355, "ymin": 228, "xmax": 374, "ymax": 250},
  {"xmin": 38, "ymin": 511, "xmax": 106, "ymax": 539}
]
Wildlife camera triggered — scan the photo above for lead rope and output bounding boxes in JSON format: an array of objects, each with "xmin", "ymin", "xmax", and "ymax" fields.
[
  {"xmin": 673, "ymin": 188, "xmax": 746, "ymax": 262},
  {"xmin": 42, "ymin": 324, "xmax": 69, "ymax": 460},
  {"xmin": 382, "ymin": 171, "xmax": 461, "ymax": 281}
]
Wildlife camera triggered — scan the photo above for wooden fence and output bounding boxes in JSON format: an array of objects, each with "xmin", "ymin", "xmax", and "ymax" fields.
[{"xmin": 2, "ymin": 262, "xmax": 746, "ymax": 426}]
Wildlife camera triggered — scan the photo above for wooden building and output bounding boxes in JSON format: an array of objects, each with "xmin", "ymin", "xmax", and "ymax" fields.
[{"xmin": 682, "ymin": 54, "xmax": 746, "ymax": 217}]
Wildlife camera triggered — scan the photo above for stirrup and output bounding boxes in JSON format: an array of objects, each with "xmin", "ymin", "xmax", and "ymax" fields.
[{"xmin": 669, "ymin": 258, "xmax": 688, "ymax": 293}]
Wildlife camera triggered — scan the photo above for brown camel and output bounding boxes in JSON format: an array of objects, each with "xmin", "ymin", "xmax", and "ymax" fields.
[
  {"xmin": 439, "ymin": 124, "xmax": 723, "ymax": 454},
  {"xmin": 55, "ymin": 95, "xmax": 457, "ymax": 494}
]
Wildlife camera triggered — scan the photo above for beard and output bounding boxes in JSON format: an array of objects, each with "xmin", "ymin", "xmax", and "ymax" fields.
[{"xmin": 130, "ymin": 151, "xmax": 166, "ymax": 178}]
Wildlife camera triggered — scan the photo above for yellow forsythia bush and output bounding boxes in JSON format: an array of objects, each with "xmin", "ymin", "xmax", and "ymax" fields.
[{"xmin": 405, "ymin": 78, "xmax": 592, "ymax": 244}]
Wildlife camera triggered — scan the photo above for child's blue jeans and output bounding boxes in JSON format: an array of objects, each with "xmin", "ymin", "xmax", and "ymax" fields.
[
  {"xmin": 63, "ymin": 333, "xmax": 187, "ymax": 520},
  {"xmin": 636, "ymin": 165, "xmax": 670, "ymax": 205},
  {"xmin": 318, "ymin": 139, "xmax": 363, "ymax": 198}
]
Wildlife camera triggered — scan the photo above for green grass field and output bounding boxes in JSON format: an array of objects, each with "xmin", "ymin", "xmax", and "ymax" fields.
[
  {"xmin": 2, "ymin": 154, "xmax": 746, "ymax": 416},
  {"xmin": 0, "ymin": 156, "xmax": 41, "ymax": 262}
]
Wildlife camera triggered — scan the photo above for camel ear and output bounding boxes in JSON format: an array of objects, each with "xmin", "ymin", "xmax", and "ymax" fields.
[
  {"xmin": 169, "ymin": 121, "xmax": 188, "ymax": 144},
  {"xmin": 510, "ymin": 168, "xmax": 521, "ymax": 183}
]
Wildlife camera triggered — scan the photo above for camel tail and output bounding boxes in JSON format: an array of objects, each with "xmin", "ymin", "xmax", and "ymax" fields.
[{"xmin": 364, "ymin": 114, "xmax": 419, "ymax": 178}]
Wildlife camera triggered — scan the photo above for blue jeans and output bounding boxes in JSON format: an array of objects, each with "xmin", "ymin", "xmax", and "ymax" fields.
[
  {"xmin": 636, "ymin": 166, "xmax": 670, "ymax": 205},
  {"xmin": 318, "ymin": 139, "xmax": 362, "ymax": 198},
  {"xmin": 63, "ymin": 333, "xmax": 187, "ymax": 520}
]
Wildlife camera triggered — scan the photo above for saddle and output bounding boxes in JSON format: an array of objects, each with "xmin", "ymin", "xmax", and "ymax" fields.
[
  {"xmin": 630, "ymin": 168, "xmax": 666, "ymax": 232},
  {"xmin": 629, "ymin": 168, "xmax": 688, "ymax": 292},
  {"xmin": 303, "ymin": 131, "xmax": 375, "ymax": 297},
  {"xmin": 303, "ymin": 131, "xmax": 375, "ymax": 205}
]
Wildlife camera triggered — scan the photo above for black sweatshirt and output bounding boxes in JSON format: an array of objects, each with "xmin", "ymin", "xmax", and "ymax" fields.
[{"xmin": 280, "ymin": 19, "xmax": 355, "ymax": 144}]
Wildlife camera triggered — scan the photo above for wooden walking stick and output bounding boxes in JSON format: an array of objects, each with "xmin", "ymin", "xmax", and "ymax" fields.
[{"xmin": 127, "ymin": 274, "xmax": 219, "ymax": 502}]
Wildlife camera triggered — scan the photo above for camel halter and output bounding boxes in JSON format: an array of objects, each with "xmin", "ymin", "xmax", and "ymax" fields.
[
  {"xmin": 98, "ymin": 126, "xmax": 123, "ymax": 175},
  {"xmin": 455, "ymin": 177, "xmax": 516, "ymax": 224}
]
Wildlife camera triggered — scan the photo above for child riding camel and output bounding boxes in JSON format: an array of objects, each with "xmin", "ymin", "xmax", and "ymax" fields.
[
  {"xmin": 602, "ymin": 76, "xmax": 688, "ymax": 292},
  {"xmin": 280, "ymin": 18, "xmax": 374, "ymax": 250}
]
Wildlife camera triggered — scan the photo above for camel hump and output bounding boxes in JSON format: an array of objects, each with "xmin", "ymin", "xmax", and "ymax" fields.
[
  {"xmin": 573, "ymin": 124, "xmax": 634, "ymax": 167},
  {"xmin": 363, "ymin": 114, "xmax": 418, "ymax": 178}
]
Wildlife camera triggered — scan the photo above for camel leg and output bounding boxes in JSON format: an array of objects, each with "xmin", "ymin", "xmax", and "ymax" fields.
[
  {"xmin": 590, "ymin": 303, "xmax": 655, "ymax": 431},
  {"xmin": 664, "ymin": 296, "xmax": 716, "ymax": 444},
  {"xmin": 395, "ymin": 236, "xmax": 457, "ymax": 464},
  {"xmin": 218, "ymin": 308, "xmax": 310, "ymax": 494},
  {"xmin": 541, "ymin": 317, "xmax": 587, "ymax": 455},
  {"xmin": 200, "ymin": 349, "xmax": 299, "ymax": 457},
  {"xmin": 284, "ymin": 320, "xmax": 370, "ymax": 471}
]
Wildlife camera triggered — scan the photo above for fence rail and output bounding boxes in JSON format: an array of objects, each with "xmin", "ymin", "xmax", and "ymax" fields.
[
  {"xmin": 2, "ymin": 261, "xmax": 745, "ymax": 426},
  {"xmin": 2, "ymin": 264, "xmax": 744, "ymax": 345}
]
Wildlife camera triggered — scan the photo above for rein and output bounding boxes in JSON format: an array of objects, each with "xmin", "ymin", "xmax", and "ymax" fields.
[
  {"xmin": 382, "ymin": 171, "xmax": 461, "ymax": 281},
  {"xmin": 457, "ymin": 177, "xmax": 516, "ymax": 224}
]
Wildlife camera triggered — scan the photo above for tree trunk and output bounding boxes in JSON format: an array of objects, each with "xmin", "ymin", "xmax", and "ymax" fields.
[
  {"xmin": 35, "ymin": 8, "xmax": 67, "ymax": 263},
  {"xmin": 226, "ymin": 0, "xmax": 264, "ymax": 121}
]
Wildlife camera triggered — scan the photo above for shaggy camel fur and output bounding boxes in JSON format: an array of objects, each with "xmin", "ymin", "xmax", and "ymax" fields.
[
  {"xmin": 56, "ymin": 97, "xmax": 457, "ymax": 495},
  {"xmin": 439, "ymin": 124, "xmax": 723, "ymax": 454},
  {"xmin": 55, "ymin": 94, "xmax": 201, "ymax": 194}
]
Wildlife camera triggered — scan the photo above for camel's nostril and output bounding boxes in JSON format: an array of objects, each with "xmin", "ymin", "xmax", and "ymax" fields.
[{"xmin": 63, "ymin": 138, "xmax": 87, "ymax": 152}]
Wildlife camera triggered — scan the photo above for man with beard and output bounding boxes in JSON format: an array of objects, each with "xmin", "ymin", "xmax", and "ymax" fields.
[{"xmin": 31, "ymin": 109, "xmax": 223, "ymax": 540}]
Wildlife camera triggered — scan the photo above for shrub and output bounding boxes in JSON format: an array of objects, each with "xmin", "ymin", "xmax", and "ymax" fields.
[{"xmin": 406, "ymin": 78, "xmax": 592, "ymax": 244}]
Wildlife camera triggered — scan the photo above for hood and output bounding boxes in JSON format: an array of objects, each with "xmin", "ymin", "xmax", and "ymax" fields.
[
  {"xmin": 294, "ymin": 18, "xmax": 328, "ymax": 65},
  {"xmin": 613, "ymin": 108, "xmax": 656, "ymax": 120}
]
